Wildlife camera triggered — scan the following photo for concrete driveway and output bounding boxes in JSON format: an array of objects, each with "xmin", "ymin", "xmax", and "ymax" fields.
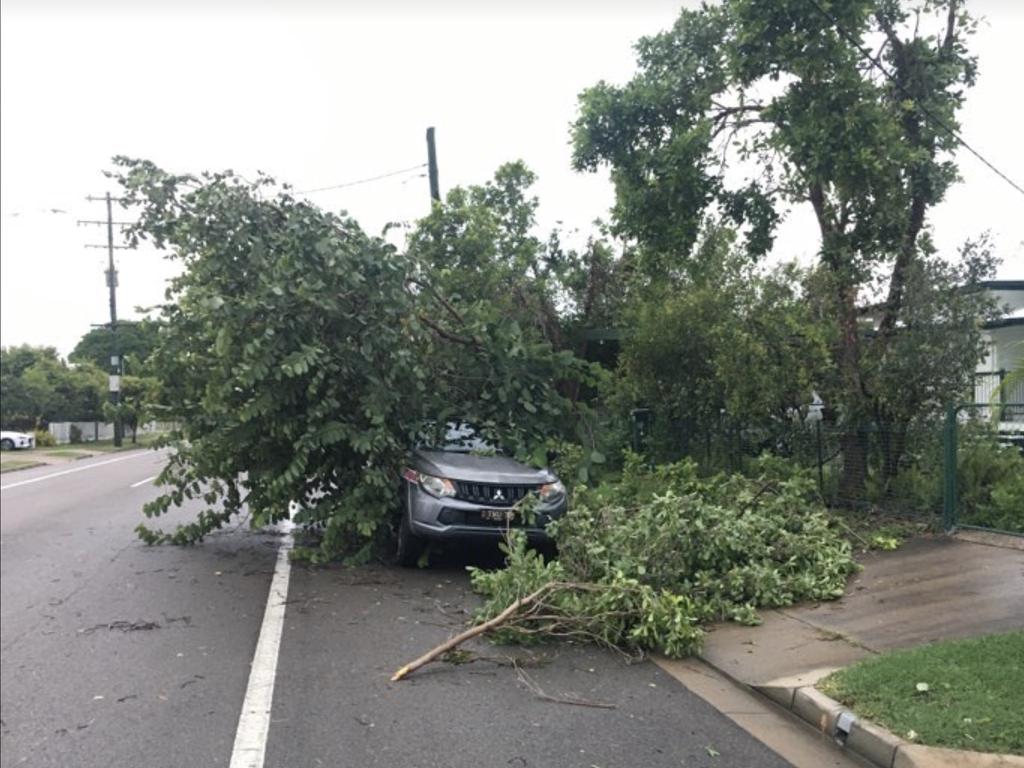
[{"xmin": 700, "ymin": 535, "xmax": 1024, "ymax": 688}]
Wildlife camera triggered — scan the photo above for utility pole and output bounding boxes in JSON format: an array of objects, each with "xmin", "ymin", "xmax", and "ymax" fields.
[
  {"xmin": 426, "ymin": 126, "xmax": 440, "ymax": 203},
  {"xmin": 79, "ymin": 194, "xmax": 132, "ymax": 447}
]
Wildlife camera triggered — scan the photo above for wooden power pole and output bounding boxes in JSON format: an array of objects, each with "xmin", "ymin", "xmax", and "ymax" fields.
[
  {"xmin": 79, "ymin": 193, "xmax": 133, "ymax": 447},
  {"xmin": 426, "ymin": 127, "xmax": 440, "ymax": 203}
]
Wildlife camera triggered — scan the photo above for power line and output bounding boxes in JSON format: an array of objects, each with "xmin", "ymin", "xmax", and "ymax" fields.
[
  {"xmin": 803, "ymin": 0, "xmax": 1024, "ymax": 198},
  {"xmin": 6, "ymin": 165, "xmax": 431, "ymax": 214},
  {"xmin": 296, "ymin": 163, "xmax": 428, "ymax": 195},
  {"xmin": 4, "ymin": 208, "xmax": 71, "ymax": 217}
]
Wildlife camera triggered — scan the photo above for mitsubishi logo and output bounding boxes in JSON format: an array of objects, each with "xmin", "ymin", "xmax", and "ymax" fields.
[{"xmin": 493, "ymin": 489, "xmax": 505, "ymax": 501}]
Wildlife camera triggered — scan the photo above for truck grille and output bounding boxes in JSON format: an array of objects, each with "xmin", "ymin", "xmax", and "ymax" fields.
[{"xmin": 454, "ymin": 482, "xmax": 537, "ymax": 507}]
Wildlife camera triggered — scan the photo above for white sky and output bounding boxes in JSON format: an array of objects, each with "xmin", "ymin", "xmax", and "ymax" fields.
[{"xmin": 2, "ymin": 0, "xmax": 1022, "ymax": 358}]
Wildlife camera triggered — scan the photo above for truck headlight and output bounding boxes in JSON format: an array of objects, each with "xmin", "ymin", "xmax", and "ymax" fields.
[
  {"xmin": 539, "ymin": 480, "xmax": 565, "ymax": 502},
  {"xmin": 404, "ymin": 468, "xmax": 456, "ymax": 499}
]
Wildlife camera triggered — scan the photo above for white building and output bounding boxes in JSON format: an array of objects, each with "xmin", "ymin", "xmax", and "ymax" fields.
[{"xmin": 973, "ymin": 280, "xmax": 1024, "ymax": 426}]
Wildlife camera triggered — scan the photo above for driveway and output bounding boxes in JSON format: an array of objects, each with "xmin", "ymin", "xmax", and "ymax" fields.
[{"xmin": 700, "ymin": 535, "xmax": 1024, "ymax": 687}]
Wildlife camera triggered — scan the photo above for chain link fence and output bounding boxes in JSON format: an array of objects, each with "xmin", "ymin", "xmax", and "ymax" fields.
[{"xmin": 635, "ymin": 406, "xmax": 1022, "ymax": 536}]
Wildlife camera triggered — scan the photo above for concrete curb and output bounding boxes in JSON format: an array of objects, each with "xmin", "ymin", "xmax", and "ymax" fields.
[
  {"xmin": 751, "ymin": 681, "xmax": 1024, "ymax": 768},
  {"xmin": 0, "ymin": 461, "xmax": 48, "ymax": 475}
]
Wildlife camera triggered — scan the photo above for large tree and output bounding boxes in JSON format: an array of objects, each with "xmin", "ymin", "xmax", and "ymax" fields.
[
  {"xmin": 615, "ymin": 225, "xmax": 830, "ymax": 460},
  {"xmin": 111, "ymin": 158, "xmax": 591, "ymax": 560},
  {"xmin": 407, "ymin": 162, "xmax": 626, "ymax": 368},
  {"xmin": 572, "ymin": 0, "xmax": 997, "ymax": 497},
  {"xmin": 1, "ymin": 345, "xmax": 106, "ymax": 427},
  {"xmin": 70, "ymin": 319, "xmax": 162, "ymax": 373}
]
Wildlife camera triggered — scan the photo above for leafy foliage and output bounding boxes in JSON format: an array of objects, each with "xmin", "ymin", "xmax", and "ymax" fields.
[
  {"xmin": 611, "ymin": 227, "xmax": 830, "ymax": 462},
  {"xmin": 102, "ymin": 374, "xmax": 160, "ymax": 444},
  {"xmin": 469, "ymin": 456, "xmax": 856, "ymax": 657},
  {"xmin": 957, "ymin": 428, "xmax": 1024, "ymax": 533},
  {"xmin": 572, "ymin": 0, "xmax": 996, "ymax": 497},
  {"xmin": 33, "ymin": 429, "xmax": 56, "ymax": 447},
  {"xmin": 111, "ymin": 158, "xmax": 592, "ymax": 560},
  {"xmin": 470, "ymin": 537, "xmax": 704, "ymax": 658},
  {"xmin": 0, "ymin": 345, "xmax": 107, "ymax": 428},
  {"xmin": 408, "ymin": 162, "xmax": 626, "ymax": 361},
  {"xmin": 70, "ymin": 320, "xmax": 162, "ymax": 372}
]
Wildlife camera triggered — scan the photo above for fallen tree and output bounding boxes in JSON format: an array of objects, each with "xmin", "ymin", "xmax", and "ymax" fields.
[
  {"xmin": 393, "ymin": 457, "xmax": 857, "ymax": 679},
  {"xmin": 111, "ymin": 158, "xmax": 593, "ymax": 562}
]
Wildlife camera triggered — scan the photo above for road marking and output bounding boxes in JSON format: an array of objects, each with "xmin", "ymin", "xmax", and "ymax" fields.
[
  {"xmin": 129, "ymin": 474, "xmax": 159, "ymax": 488},
  {"xmin": 0, "ymin": 451, "xmax": 155, "ymax": 491},
  {"xmin": 229, "ymin": 517, "xmax": 295, "ymax": 768}
]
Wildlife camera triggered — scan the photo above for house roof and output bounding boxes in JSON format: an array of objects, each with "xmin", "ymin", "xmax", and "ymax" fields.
[
  {"xmin": 984, "ymin": 314, "xmax": 1024, "ymax": 330},
  {"xmin": 976, "ymin": 280, "xmax": 1024, "ymax": 329},
  {"xmin": 978, "ymin": 280, "xmax": 1024, "ymax": 292}
]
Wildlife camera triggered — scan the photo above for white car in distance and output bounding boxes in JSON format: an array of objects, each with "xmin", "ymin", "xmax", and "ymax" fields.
[{"xmin": 0, "ymin": 431, "xmax": 36, "ymax": 450}]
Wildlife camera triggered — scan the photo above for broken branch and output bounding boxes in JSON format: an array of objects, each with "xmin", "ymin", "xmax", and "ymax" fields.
[{"xmin": 390, "ymin": 582, "xmax": 560, "ymax": 681}]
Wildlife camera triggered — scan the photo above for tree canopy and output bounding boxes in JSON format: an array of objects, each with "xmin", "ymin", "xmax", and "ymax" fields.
[
  {"xmin": 70, "ymin": 320, "xmax": 162, "ymax": 373},
  {"xmin": 571, "ymin": 0, "xmax": 996, "ymax": 496},
  {"xmin": 1, "ymin": 345, "xmax": 106, "ymax": 428},
  {"xmin": 99, "ymin": 0, "xmax": 1007, "ymax": 555},
  {"xmin": 111, "ymin": 158, "xmax": 592, "ymax": 560}
]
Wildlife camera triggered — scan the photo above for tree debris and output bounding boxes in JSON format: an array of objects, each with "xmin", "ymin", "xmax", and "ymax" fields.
[
  {"xmin": 78, "ymin": 620, "xmax": 160, "ymax": 634},
  {"xmin": 514, "ymin": 665, "xmax": 615, "ymax": 710},
  {"xmin": 391, "ymin": 583, "xmax": 565, "ymax": 681}
]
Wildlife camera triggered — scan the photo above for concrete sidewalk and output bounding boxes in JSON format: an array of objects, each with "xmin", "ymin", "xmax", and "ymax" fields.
[{"xmin": 696, "ymin": 534, "xmax": 1024, "ymax": 766}]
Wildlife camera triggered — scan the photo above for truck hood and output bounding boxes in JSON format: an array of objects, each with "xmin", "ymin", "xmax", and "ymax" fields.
[{"xmin": 412, "ymin": 450, "xmax": 555, "ymax": 485}]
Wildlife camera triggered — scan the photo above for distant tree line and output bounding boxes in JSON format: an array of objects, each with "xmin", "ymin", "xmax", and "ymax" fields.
[{"xmin": 1, "ymin": 321, "xmax": 161, "ymax": 435}]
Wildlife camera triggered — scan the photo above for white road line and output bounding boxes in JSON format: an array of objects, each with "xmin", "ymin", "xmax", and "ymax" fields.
[
  {"xmin": 229, "ymin": 519, "xmax": 295, "ymax": 768},
  {"xmin": 0, "ymin": 451, "xmax": 155, "ymax": 491},
  {"xmin": 129, "ymin": 474, "xmax": 159, "ymax": 488}
]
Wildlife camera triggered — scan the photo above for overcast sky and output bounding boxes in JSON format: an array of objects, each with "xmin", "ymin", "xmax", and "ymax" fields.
[{"xmin": 2, "ymin": 0, "xmax": 1022, "ymax": 358}]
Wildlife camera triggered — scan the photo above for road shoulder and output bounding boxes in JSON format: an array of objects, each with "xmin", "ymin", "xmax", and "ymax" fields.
[{"xmin": 654, "ymin": 655, "xmax": 872, "ymax": 768}]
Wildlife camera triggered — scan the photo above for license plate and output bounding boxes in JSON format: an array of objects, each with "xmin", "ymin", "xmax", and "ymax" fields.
[{"xmin": 480, "ymin": 508, "xmax": 514, "ymax": 522}]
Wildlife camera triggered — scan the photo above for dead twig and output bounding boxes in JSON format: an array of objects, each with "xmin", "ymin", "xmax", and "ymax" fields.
[
  {"xmin": 441, "ymin": 649, "xmax": 549, "ymax": 669},
  {"xmin": 514, "ymin": 664, "xmax": 615, "ymax": 710}
]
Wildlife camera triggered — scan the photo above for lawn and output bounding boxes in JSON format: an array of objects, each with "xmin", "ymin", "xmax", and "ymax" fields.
[
  {"xmin": 819, "ymin": 631, "xmax": 1024, "ymax": 755},
  {"xmin": 0, "ymin": 457, "xmax": 46, "ymax": 474}
]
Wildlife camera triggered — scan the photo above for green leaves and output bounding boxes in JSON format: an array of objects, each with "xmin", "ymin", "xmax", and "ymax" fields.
[
  {"xmin": 111, "ymin": 158, "xmax": 588, "ymax": 560},
  {"xmin": 571, "ymin": 0, "xmax": 986, "ymax": 478},
  {"xmin": 470, "ymin": 459, "xmax": 855, "ymax": 658}
]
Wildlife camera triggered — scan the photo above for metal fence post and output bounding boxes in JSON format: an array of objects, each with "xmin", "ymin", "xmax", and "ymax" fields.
[
  {"xmin": 816, "ymin": 420, "xmax": 824, "ymax": 497},
  {"xmin": 942, "ymin": 404, "xmax": 958, "ymax": 532}
]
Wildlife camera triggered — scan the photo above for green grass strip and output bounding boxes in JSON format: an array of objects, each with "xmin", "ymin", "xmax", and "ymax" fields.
[
  {"xmin": 0, "ymin": 459, "xmax": 46, "ymax": 474},
  {"xmin": 820, "ymin": 631, "xmax": 1024, "ymax": 755}
]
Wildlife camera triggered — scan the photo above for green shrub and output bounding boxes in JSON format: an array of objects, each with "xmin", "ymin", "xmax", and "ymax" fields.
[
  {"xmin": 958, "ymin": 432, "xmax": 1024, "ymax": 533},
  {"xmin": 469, "ymin": 458, "xmax": 857, "ymax": 658},
  {"xmin": 882, "ymin": 465, "xmax": 942, "ymax": 515},
  {"xmin": 544, "ymin": 439, "xmax": 587, "ymax": 490},
  {"xmin": 69, "ymin": 424, "xmax": 83, "ymax": 444},
  {"xmin": 33, "ymin": 429, "xmax": 56, "ymax": 447}
]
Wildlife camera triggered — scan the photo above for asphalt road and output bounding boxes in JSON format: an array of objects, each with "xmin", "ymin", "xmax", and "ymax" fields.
[{"xmin": 1, "ymin": 451, "xmax": 795, "ymax": 768}]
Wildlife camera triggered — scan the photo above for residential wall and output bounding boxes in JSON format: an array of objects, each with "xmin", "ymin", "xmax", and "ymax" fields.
[
  {"xmin": 974, "ymin": 284, "xmax": 1023, "ymax": 418},
  {"xmin": 48, "ymin": 421, "xmax": 175, "ymax": 445},
  {"xmin": 976, "ymin": 284, "xmax": 1023, "ymax": 375},
  {"xmin": 987, "ymin": 325, "xmax": 1023, "ymax": 373},
  {"xmin": 988, "ymin": 286, "xmax": 1024, "ymax": 315}
]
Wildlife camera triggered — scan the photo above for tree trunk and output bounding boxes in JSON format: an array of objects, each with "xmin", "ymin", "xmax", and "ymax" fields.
[
  {"xmin": 838, "ymin": 428, "xmax": 869, "ymax": 505},
  {"xmin": 879, "ymin": 423, "xmax": 906, "ymax": 490},
  {"xmin": 835, "ymin": 281, "xmax": 869, "ymax": 503}
]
